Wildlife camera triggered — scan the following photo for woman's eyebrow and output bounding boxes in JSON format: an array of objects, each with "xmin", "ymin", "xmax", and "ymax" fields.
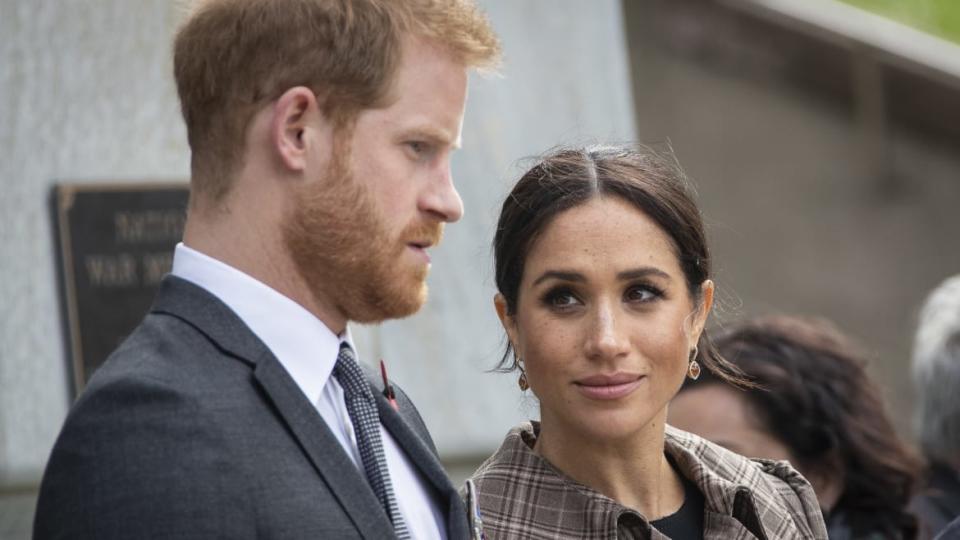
[
  {"xmin": 532, "ymin": 270, "xmax": 585, "ymax": 286},
  {"xmin": 532, "ymin": 267, "xmax": 671, "ymax": 286},
  {"xmin": 617, "ymin": 267, "xmax": 671, "ymax": 281}
]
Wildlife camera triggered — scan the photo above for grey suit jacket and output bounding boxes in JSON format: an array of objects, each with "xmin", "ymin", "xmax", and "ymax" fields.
[{"xmin": 34, "ymin": 276, "xmax": 469, "ymax": 539}]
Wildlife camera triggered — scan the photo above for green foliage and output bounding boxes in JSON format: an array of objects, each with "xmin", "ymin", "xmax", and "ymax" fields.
[{"xmin": 840, "ymin": 0, "xmax": 960, "ymax": 43}]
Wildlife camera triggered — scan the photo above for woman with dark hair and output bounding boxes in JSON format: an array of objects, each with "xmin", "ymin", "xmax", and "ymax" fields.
[
  {"xmin": 465, "ymin": 145, "xmax": 828, "ymax": 539},
  {"xmin": 669, "ymin": 315, "xmax": 921, "ymax": 539}
]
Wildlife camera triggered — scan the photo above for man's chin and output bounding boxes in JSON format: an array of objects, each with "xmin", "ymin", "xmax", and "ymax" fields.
[
  {"xmin": 385, "ymin": 282, "xmax": 429, "ymax": 320},
  {"xmin": 346, "ymin": 282, "xmax": 429, "ymax": 324}
]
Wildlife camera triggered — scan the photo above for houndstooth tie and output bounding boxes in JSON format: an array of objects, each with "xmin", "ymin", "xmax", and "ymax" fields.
[{"xmin": 333, "ymin": 343, "xmax": 410, "ymax": 539}]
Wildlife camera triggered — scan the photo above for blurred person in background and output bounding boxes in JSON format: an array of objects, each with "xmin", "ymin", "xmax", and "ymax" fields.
[
  {"xmin": 911, "ymin": 275, "xmax": 960, "ymax": 539},
  {"xmin": 467, "ymin": 145, "xmax": 828, "ymax": 539},
  {"xmin": 670, "ymin": 315, "xmax": 921, "ymax": 539}
]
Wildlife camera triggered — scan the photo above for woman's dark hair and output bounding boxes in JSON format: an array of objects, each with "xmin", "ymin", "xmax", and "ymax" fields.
[
  {"xmin": 682, "ymin": 315, "xmax": 921, "ymax": 539},
  {"xmin": 492, "ymin": 144, "xmax": 743, "ymax": 385}
]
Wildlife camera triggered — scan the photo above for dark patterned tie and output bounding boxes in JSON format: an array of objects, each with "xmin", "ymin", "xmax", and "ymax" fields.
[{"xmin": 333, "ymin": 343, "xmax": 410, "ymax": 539}]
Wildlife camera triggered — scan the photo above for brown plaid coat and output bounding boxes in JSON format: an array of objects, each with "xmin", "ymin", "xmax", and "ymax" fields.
[{"xmin": 465, "ymin": 422, "xmax": 828, "ymax": 539}]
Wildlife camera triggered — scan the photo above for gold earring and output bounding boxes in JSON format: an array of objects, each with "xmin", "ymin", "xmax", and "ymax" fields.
[
  {"xmin": 687, "ymin": 346, "xmax": 701, "ymax": 380},
  {"xmin": 517, "ymin": 356, "xmax": 529, "ymax": 391}
]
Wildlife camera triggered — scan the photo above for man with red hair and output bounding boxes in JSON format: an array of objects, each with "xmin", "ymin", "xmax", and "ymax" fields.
[{"xmin": 35, "ymin": 1, "xmax": 499, "ymax": 538}]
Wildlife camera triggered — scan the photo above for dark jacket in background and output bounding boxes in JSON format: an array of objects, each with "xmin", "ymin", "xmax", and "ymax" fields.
[
  {"xmin": 934, "ymin": 516, "xmax": 960, "ymax": 540},
  {"xmin": 826, "ymin": 509, "xmax": 904, "ymax": 540},
  {"xmin": 913, "ymin": 463, "xmax": 960, "ymax": 540}
]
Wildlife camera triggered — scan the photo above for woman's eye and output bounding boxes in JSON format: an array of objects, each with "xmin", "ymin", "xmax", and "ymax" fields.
[
  {"xmin": 625, "ymin": 285, "xmax": 661, "ymax": 303},
  {"xmin": 543, "ymin": 289, "xmax": 580, "ymax": 309}
]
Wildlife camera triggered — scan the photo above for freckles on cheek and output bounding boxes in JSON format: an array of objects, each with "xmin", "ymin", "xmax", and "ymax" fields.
[{"xmin": 666, "ymin": 327, "xmax": 688, "ymax": 352}]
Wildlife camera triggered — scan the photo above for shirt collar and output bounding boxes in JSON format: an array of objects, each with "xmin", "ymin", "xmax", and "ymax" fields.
[{"xmin": 170, "ymin": 242, "xmax": 353, "ymax": 403}]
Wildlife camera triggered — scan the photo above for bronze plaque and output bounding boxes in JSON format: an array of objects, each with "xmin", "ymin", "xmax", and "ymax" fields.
[{"xmin": 52, "ymin": 183, "xmax": 189, "ymax": 394}]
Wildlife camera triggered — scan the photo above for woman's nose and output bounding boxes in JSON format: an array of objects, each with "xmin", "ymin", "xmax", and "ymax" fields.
[{"xmin": 584, "ymin": 302, "xmax": 630, "ymax": 361}]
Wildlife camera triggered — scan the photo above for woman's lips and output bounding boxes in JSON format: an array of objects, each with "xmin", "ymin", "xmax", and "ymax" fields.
[{"xmin": 574, "ymin": 373, "xmax": 644, "ymax": 400}]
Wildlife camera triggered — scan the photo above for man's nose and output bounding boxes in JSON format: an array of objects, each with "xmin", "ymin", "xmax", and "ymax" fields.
[{"xmin": 420, "ymin": 161, "xmax": 464, "ymax": 223}]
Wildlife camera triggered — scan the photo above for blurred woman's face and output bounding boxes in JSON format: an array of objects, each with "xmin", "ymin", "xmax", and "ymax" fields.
[
  {"xmin": 496, "ymin": 197, "xmax": 712, "ymax": 443},
  {"xmin": 668, "ymin": 384, "xmax": 844, "ymax": 512},
  {"xmin": 668, "ymin": 384, "xmax": 796, "ymax": 462}
]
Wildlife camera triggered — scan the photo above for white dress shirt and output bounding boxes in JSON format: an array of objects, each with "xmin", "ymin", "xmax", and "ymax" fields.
[{"xmin": 171, "ymin": 243, "xmax": 446, "ymax": 539}]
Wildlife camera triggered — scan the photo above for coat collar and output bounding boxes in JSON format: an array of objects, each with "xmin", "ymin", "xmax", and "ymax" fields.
[
  {"xmin": 663, "ymin": 427, "xmax": 767, "ymax": 537},
  {"xmin": 472, "ymin": 422, "xmax": 823, "ymax": 540},
  {"xmin": 664, "ymin": 425, "xmax": 824, "ymax": 540}
]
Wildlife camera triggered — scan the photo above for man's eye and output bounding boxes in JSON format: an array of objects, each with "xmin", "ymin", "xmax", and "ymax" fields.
[{"xmin": 407, "ymin": 141, "xmax": 428, "ymax": 155}]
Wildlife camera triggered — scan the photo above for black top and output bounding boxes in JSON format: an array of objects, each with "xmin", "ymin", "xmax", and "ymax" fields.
[{"xmin": 650, "ymin": 469, "xmax": 705, "ymax": 540}]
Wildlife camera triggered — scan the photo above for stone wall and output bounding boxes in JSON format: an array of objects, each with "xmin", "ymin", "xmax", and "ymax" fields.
[{"xmin": 624, "ymin": 0, "xmax": 960, "ymax": 434}]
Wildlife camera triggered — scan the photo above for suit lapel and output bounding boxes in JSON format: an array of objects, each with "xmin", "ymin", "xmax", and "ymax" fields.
[
  {"xmin": 151, "ymin": 276, "xmax": 395, "ymax": 539},
  {"xmin": 375, "ymin": 394, "xmax": 469, "ymax": 540},
  {"xmin": 253, "ymin": 360, "xmax": 396, "ymax": 539}
]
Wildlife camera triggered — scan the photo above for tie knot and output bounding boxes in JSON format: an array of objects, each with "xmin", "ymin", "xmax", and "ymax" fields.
[{"xmin": 333, "ymin": 342, "xmax": 374, "ymax": 401}]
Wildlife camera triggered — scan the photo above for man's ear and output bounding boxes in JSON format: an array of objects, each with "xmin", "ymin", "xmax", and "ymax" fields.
[
  {"xmin": 494, "ymin": 293, "xmax": 519, "ymax": 352},
  {"xmin": 271, "ymin": 86, "xmax": 323, "ymax": 173}
]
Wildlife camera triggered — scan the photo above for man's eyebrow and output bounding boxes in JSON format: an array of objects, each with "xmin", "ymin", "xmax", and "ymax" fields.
[
  {"xmin": 399, "ymin": 125, "xmax": 461, "ymax": 149},
  {"xmin": 616, "ymin": 267, "xmax": 671, "ymax": 281},
  {"xmin": 532, "ymin": 270, "xmax": 585, "ymax": 286}
]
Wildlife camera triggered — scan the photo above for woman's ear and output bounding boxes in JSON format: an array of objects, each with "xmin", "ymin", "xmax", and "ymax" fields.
[
  {"xmin": 691, "ymin": 279, "xmax": 715, "ymax": 343},
  {"xmin": 494, "ymin": 293, "xmax": 519, "ymax": 351}
]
